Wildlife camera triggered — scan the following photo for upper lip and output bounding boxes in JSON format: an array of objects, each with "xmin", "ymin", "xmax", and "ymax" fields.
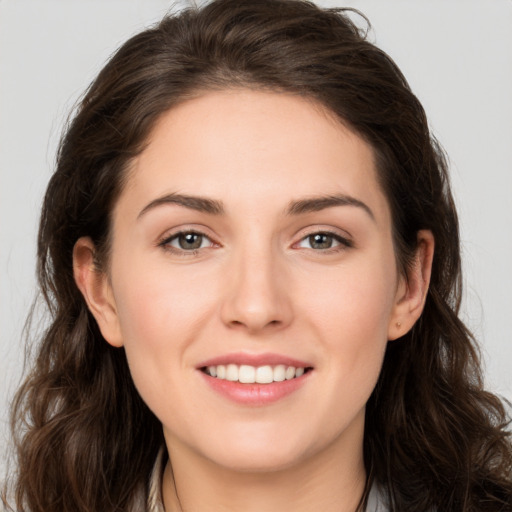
[{"xmin": 197, "ymin": 352, "xmax": 313, "ymax": 369}]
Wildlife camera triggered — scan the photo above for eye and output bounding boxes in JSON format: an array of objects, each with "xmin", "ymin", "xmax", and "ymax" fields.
[
  {"xmin": 296, "ymin": 232, "xmax": 352, "ymax": 251},
  {"xmin": 160, "ymin": 231, "xmax": 214, "ymax": 252}
]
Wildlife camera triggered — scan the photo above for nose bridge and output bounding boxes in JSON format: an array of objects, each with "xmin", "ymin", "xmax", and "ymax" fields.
[{"xmin": 220, "ymin": 231, "xmax": 292, "ymax": 332}]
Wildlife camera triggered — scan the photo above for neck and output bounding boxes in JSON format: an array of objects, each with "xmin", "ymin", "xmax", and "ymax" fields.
[{"xmin": 162, "ymin": 419, "xmax": 367, "ymax": 512}]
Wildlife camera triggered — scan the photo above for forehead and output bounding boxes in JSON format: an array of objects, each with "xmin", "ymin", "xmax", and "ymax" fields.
[{"xmin": 119, "ymin": 89, "xmax": 390, "ymax": 225}]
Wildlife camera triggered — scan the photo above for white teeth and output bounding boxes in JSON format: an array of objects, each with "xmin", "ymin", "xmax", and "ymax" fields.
[
  {"xmin": 216, "ymin": 365, "xmax": 226, "ymax": 379},
  {"xmin": 226, "ymin": 364, "xmax": 238, "ymax": 381},
  {"xmin": 239, "ymin": 365, "xmax": 256, "ymax": 383},
  {"xmin": 285, "ymin": 366, "xmax": 296, "ymax": 380},
  {"xmin": 205, "ymin": 364, "xmax": 308, "ymax": 383},
  {"xmin": 273, "ymin": 365, "xmax": 286, "ymax": 382},
  {"xmin": 256, "ymin": 365, "xmax": 273, "ymax": 384}
]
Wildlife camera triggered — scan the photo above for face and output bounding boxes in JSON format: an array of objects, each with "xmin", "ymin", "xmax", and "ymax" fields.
[{"xmin": 76, "ymin": 89, "xmax": 425, "ymax": 474}]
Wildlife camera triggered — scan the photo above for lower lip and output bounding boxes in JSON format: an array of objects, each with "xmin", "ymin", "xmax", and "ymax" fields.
[{"xmin": 199, "ymin": 370, "xmax": 311, "ymax": 406}]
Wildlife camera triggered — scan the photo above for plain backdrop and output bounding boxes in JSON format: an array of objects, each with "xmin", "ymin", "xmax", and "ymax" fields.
[{"xmin": 1, "ymin": 0, "xmax": 511, "ymax": 471}]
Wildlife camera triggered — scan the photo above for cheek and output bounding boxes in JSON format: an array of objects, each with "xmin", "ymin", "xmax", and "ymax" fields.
[
  {"xmin": 308, "ymin": 253, "xmax": 397, "ymax": 338},
  {"xmin": 109, "ymin": 259, "xmax": 218, "ymax": 406},
  {"xmin": 303, "ymin": 251, "xmax": 397, "ymax": 390},
  {"xmin": 112, "ymin": 255, "xmax": 215, "ymax": 347}
]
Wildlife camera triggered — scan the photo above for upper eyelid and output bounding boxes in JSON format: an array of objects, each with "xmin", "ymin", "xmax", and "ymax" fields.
[
  {"xmin": 158, "ymin": 230, "xmax": 217, "ymax": 257},
  {"xmin": 293, "ymin": 225, "xmax": 353, "ymax": 241},
  {"xmin": 163, "ymin": 231, "xmax": 213, "ymax": 243},
  {"xmin": 294, "ymin": 232, "xmax": 353, "ymax": 250},
  {"xmin": 158, "ymin": 225, "xmax": 217, "ymax": 244}
]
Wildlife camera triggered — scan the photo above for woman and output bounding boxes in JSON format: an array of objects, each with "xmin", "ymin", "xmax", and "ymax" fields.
[{"xmin": 3, "ymin": 0, "xmax": 511, "ymax": 510}]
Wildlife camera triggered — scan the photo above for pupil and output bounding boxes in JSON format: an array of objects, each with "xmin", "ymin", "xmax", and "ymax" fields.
[
  {"xmin": 310, "ymin": 233, "xmax": 332, "ymax": 249},
  {"xmin": 179, "ymin": 233, "xmax": 202, "ymax": 250}
]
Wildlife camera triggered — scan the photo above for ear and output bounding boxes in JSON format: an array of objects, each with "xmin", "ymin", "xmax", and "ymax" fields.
[
  {"xmin": 388, "ymin": 230, "xmax": 435, "ymax": 340},
  {"xmin": 73, "ymin": 237, "xmax": 124, "ymax": 347}
]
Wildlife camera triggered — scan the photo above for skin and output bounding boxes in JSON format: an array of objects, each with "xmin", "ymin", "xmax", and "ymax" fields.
[{"xmin": 74, "ymin": 89, "xmax": 434, "ymax": 512}]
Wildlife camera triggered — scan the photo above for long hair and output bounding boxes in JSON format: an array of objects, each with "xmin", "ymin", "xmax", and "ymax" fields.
[{"xmin": 4, "ymin": 1, "xmax": 511, "ymax": 510}]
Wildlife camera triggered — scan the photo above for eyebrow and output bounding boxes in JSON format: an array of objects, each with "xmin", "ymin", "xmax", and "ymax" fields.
[
  {"xmin": 285, "ymin": 194, "xmax": 375, "ymax": 221},
  {"xmin": 137, "ymin": 192, "xmax": 374, "ymax": 221},
  {"xmin": 138, "ymin": 193, "xmax": 225, "ymax": 218}
]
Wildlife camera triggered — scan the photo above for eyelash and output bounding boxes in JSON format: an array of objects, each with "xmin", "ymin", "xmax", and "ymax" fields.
[
  {"xmin": 158, "ymin": 229, "xmax": 353, "ymax": 257},
  {"xmin": 158, "ymin": 230, "xmax": 215, "ymax": 257},
  {"xmin": 295, "ymin": 231, "xmax": 354, "ymax": 253}
]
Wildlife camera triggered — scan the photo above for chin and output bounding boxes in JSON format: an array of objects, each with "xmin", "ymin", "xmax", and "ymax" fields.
[
  {"xmin": 210, "ymin": 448, "xmax": 306, "ymax": 474},
  {"xmin": 198, "ymin": 431, "xmax": 322, "ymax": 474}
]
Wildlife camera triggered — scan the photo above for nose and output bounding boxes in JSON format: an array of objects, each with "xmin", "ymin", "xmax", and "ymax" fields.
[{"xmin": 219, "ymin": 244, "xmax": 293, "ymax": 334}]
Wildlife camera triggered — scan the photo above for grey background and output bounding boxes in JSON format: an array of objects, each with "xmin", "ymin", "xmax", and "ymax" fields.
[{"xmin": 1, "ymin": 0, "xmax": 511, "ymax": 472}]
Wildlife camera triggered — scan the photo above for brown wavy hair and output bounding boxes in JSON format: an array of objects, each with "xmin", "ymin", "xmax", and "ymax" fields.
[{"xmin": 4, "ymin": 1, "xmax": 511, "ymax": 510}]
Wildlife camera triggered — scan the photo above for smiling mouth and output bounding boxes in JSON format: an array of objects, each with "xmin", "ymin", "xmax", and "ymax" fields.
[{"xmin": 201, "ymin": 364, "xmax": 313, "ymax": 384}]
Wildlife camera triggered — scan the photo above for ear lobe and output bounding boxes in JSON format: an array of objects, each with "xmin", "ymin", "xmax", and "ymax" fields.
[
  {"xmin": 388, "ymin": 230, "xmax": 435, "ymax": 340},
  {"xmin": 73, "ymin": 237, "xmax": 124, "ymax": 347}
]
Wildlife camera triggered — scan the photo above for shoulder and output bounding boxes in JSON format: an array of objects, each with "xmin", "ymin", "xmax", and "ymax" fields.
[
  {"xmin": 366, "ymin": 484, "xmax": 389, "ymax": 512},
  {"xmin": 147, "ymin": 446, "xmax": 167, "ymax": 512},
  {"xmin": 366, "ymin": 485, "xmax": 438, "ymax": 512}
]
